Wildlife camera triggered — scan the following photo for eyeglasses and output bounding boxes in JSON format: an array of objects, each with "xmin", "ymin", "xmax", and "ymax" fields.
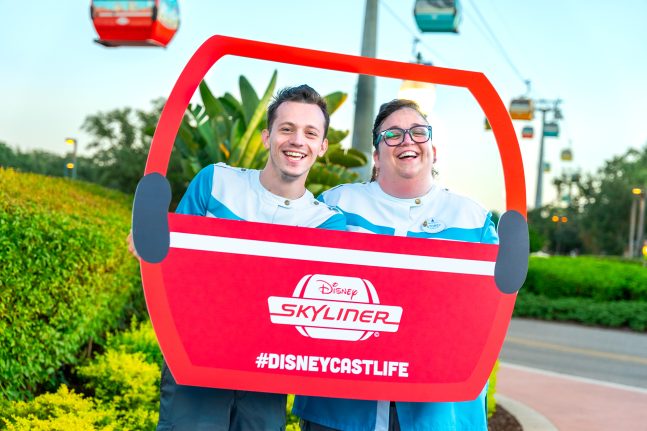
[{"xmin": 375, "ymin": 125, "xmax": 432, "ymax": 147}]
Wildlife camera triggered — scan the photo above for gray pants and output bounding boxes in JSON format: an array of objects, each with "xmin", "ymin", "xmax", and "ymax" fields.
[{"xmin": 156, "ymin": 361, "xmax": 286, "ymax": 431}]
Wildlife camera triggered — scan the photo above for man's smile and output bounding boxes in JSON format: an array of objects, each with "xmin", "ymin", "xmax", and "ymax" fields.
[{"xmin": 284, "ymin": 150, "xmax": 307, "ymax": 160}]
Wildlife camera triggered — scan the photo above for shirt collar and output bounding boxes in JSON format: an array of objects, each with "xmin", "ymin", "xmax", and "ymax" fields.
[
  {"xmin": 252, "ymin": 169, "xmax": 314, "ymax": 209},
  {"xmin": 370, "ymin": 181, "xmax": 440, "ymax": 206}
]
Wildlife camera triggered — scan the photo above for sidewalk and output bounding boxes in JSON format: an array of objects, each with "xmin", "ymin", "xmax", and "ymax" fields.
[{"xmin": 497, "ymin": 362, "xmax": 647, "ymax": 431}]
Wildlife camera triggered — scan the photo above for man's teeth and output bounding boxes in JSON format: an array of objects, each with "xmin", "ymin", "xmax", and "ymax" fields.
[
  {"xmin": 398, "ymin": 151, "xmax": 417, "ymax": 159},
  {"xmin": 285, "ymin": 151, "xmax": 305, "ymax": 159}
]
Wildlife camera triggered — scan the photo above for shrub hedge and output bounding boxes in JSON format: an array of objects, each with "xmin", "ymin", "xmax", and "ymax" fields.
[
  {"xmin": 104, "ymin": 319, "xmax": 163, "ymax": 367},
  {"xmin": 515, "ymin": 255, "xmax": 647, "ymax": 331},
  {"xmin": 514, "ymin": 293, "xmax": 647, "ymax": 331},
  {"xmin": 522, "ymin": 256, "xmax": 647, "ymax": 301},
  {"xmin": 77, "ymin": 350, "xmax": 159, "ymax": 430},
  {"xmin": 0, "ymin": 168, "xmax": 142, "ymax": 400}
]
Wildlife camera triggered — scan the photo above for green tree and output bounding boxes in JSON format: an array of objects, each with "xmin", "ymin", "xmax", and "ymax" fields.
[
  {"xmin": 528, "ymin": 206, "xmax": 582, "ymax": 255},
  {"xmin": 576, "ymin": 145, "xmax": 647, "ymax": 255},
  {"xmin": 1, "ymin": 142, "xmax": 70, "ymax": 178},
  {"xmin": 80, "ymin": 98, "xmax": 186, "ymax": 203},
  {"xmin": 0, "ymin": 141, "xmax": 16, "ymax": 168},
  {"xmin": 81, "ymin": 100, "xmax": 162, "ymax": 194}
]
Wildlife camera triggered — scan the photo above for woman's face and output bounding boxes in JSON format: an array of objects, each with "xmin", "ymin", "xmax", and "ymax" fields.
[{"xmin": 373, "ymin": 107, "xmax": 435, "ymax": 186}]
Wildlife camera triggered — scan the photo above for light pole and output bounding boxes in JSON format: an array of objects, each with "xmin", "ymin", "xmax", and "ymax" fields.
[
  {"xmin": 533, "ymin": 99, "xmax": 561, "ymax": 208},
  {"xmin": 65, "ymin": 138, "xmax": 78, "ymax": 179},
  {"xmin": 551, "ymin": 214, "xmax": 568, "ymax": 254},
  {"xmin": 635, "ymin": 188, "xmax": 646, "ymax": 258},
  {"xmin": 628, "ymin": 191, "xmax": 638, "ymax": 257},
  {"xmin": 535, "ymin": 108, "xmax": 548, "ymax": 209},
  {"xmin": 351, "ymin": 0, "xmax": 378, "ymax": 180},
  {"xmin": 628, "ymin": 187, "xmax": 645, "ymax": 258}
]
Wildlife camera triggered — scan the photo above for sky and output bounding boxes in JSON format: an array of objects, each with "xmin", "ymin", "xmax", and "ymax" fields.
[{"xmin": 1, "ymin": 0, "xmax": 646, "ymax": 213}]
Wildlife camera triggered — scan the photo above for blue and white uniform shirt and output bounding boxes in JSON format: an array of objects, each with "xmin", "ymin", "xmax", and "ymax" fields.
[
  {"xmin": 176, "ymin": 163, "xmax": 345, "ymax": 230},
  {"xmin": 319, "ymin": 181, "xmax": 498, "ymax": 244},
  {"xmin": 295, "ymin": 181, "xmax": 497, "ymax": 431}
]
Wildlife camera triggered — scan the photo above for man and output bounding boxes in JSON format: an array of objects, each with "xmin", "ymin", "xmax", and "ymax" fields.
[
  {"xmin": 293, "ymin": 99, "xmax": 497, "ymax": 431},
  {"xmin": 131, "ymin": 85, "xmax": 346, "ymax": 431}
]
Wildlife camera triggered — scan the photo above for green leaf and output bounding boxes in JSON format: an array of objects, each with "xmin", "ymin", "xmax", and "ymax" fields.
[
  {"xmin": 344, "ymin": 148, "xmax": 368, "ymax": 163},
  {"xmin": 327, "ymin": 150, "xmax": 367, "ymax": 168},
  {"xmin": 231, "ymin": 71, "xmax": 277, "ymax": 166},
  {"xmin": 239, "ymin": 76, "xmax": 261, "ymax": 126},
  {"xmin": 326, "ymin": 127, "xmax": 350, "ymax": 147},
  {"xmin": 199, "ymin": 81, "xmax": 222, "ymax": 119},
  {"xmin": 307, "ymin": 183, "xmax": 326, "ymax": 196},
  {"xmin": 220, "ymin": 93, "xmax": 244, "ymax": 119},
  {"xmin": 306, "ymin": 162, "xmax": 360, "ymax": 194},
  {"xmin": 187, "ymin": 103, "xmax": 207, "ymax": 126},
  {"xmin": 142, "ymin": 125, "xmax": 156, "ymax": 137},
  {"xmin": 227, "ymin": 119, "xmax": 245, "ymax": 165},
  {"xmin": 203, "ymin": 138, "xmax": 222, "ymax": 165},
  {"xmin": 239, "ymin": 130, "xmax": 265, "ymax": 168},
  {"xmin": 251, "ymin": 148, "xmax": 269, "ymax": 169},
  {"xmin": 175, "ymin": 123, "xmax": 199, "ymax": 157},
  {"xmin": 324, "ymin": 92, "xmax": 348, "ymax": 116}
]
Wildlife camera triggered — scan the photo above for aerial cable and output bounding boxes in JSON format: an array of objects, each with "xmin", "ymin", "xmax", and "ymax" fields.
[{"xmin": 462, "ymin": 0, "xmax": 527, "ymax": 84}]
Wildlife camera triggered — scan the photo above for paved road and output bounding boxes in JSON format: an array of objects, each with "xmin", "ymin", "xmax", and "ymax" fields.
[{"xmin": 499, "ymin": 318, "xmax": 647, "ymax": 389}]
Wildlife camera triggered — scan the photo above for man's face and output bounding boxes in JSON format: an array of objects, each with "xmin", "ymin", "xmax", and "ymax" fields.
[
  {"xmin": 262, "ymin": 101, "xmax": 328, "ymax": 183},
  {"xmin": 373, "ymin": 107, "xmax": 434, "ymax": 183}
]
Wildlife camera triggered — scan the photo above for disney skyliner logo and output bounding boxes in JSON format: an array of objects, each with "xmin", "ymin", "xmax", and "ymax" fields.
[{"xmin": 262, "ymin": 274, "xmax": 410, "ymax": 378}]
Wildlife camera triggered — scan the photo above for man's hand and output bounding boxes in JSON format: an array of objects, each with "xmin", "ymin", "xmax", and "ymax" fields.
[
  {"xmin": 126, "ymin": 230, "xmax": 139, "ymax": 259},
  {"xmin": 494, "ymin": 210, "xmax": 529, "ymax": 294},
  {"xmin": 131, "ymin": 173, "xmax": 172, "ymax": 263}
]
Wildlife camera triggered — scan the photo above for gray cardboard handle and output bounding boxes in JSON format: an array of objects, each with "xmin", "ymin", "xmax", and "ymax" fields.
[
  {"xmin": 132, "ymin": 173, "xmax": 171, "ymax": 263},
  {"xmin": 494, "ymin": 210, "xmax": 529, "ymax": 294}
]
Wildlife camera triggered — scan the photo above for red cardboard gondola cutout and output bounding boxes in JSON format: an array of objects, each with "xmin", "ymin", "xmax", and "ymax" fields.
[{"xmin": 132, "ymin": 35, "xmax": 529, "ymax": 402}]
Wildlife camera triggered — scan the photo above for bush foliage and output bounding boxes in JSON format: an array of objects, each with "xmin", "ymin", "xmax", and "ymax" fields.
[
  {"xmin": 0, "ymin": 168, "xmax": 142, "ymax": 400},
  {"xmin": 1, "ymin": 385, "xmax": 115, "ymax": 431},
  {"xmin": 514, "ymin": 293, "xmax": 647, "ymax": 331},
  {"xmin": 516, "ymin": 255, "xmax": 647, "ymax": 331},
  {"xmin": 523, "ymin": 256, "xmax": 647, "ymax": 301},
  {"xmin": 77, "ymin": 350, "xmax": 159, "ymax": 430},
  {"xmin": 77, "ymin": 350, "xmax": 159, "ymax": 412},
  {"xmin": 104, "ymin": 319, "xmax": 164, "ymax": 367},
  {"xmin": 1, "ymin": 322, "xmax": 160, "ymax": 431}
]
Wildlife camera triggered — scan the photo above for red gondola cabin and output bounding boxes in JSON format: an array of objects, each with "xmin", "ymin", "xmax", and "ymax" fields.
[
  {"xmin": 91, "ymin": 0, "xmax": 179, "ymax": 47},
  {"xmin": 521, "ymin": 125, "xmax": 534, "ymax": 139}
]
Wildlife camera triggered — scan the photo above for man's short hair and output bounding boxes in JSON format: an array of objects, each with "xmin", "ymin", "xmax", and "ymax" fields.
[
  {"xmin": 267, "ymin": 85, "xmax": 330, "ymax": 137},
  {"xmin": 372, "ymin": 99, "xmax": 427, "ymax": 148}
]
